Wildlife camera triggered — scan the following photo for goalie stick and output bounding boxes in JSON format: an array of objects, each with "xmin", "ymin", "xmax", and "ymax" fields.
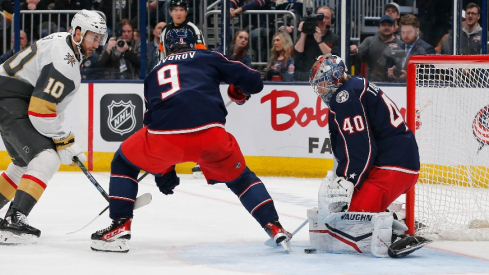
[
  {"xmin": 264, "ymin": 219, "xmax": 308, "ymax": 247},
  {"xmin": 68, "ymin": 158, "xmax": 151, "ymax": 234}
]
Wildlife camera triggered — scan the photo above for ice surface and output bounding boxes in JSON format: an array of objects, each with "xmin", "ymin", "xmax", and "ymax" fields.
[{"xmin": 0, "ymin": 172, "xmax": 488, "ymax": 275}]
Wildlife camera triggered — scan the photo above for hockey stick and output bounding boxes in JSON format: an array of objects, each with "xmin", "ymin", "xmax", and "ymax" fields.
[
  {"xmin": 68, "ymin": 158, "xmax": 152, "ymax": 234},
  {"xmin": 225, "ymin": 99, "xmax": 233, "ymax": 107},
  {"xmin": 264, "ymin": 219, "xmax": 309, "ymax": 247}
]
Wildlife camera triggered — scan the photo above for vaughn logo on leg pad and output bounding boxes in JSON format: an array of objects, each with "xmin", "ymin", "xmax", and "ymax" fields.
[{"xmin": 341, "ymin": 213, "xmax": 373, "ymax": 221}]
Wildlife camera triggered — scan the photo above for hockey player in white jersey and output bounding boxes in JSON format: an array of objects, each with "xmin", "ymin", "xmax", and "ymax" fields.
[{"xmin": 0, "ymin": 10, "xmax": 107, "ymax": 244}]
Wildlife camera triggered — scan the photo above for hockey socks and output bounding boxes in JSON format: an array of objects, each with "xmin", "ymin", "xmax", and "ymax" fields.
[{"xmin": 226, "ymin": 167, "xmax": 279, "ymax": 227}]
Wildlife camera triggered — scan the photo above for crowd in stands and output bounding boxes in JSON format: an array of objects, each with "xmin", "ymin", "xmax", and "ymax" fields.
[{"xmin": 0, "ymin": 1, "xmax": 485, "ymax": 83}]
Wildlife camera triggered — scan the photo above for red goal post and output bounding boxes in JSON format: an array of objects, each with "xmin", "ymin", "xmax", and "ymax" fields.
[{"xmin": 406, "ymin": 55, "xmax": 489, "ymax": 239}]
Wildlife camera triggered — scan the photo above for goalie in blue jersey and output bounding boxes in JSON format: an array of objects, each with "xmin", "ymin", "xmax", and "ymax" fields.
[
  {"xmin": 90, "ymin": 28, "xmax": 292, "ymax": 253},
  {"xmin": 307, "ymin": 54, "xmax": 431, "ymax": 258}
]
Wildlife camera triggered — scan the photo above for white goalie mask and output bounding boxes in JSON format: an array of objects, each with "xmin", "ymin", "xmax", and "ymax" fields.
[
  {"xmin": 71, "ymin": 9, "xmax": 108, "ymax": 47},
  {"xmin": 309, "ymin": 54, "xmax": 348, "ymax": 105}
]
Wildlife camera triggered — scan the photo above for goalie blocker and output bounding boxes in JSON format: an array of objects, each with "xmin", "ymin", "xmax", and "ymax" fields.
[{"xmin": 307, "ymin": 209, "xmax": 432, "ymax": 258}]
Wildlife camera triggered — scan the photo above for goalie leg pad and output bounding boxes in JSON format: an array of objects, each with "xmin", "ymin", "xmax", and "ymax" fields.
[
  {"xmin": 308, "ymin": 209, "xmax": 376, "ymax": 254},
  {"xmin": 308, "ymin": 209, "xmax": 395, "ymax": 257},
  {"xmin": 370, "ymin": 213, "xmax": 394, "ymax": 257}
]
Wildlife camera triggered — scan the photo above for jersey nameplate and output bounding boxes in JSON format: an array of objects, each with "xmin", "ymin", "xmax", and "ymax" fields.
[{"xmin": 162, "ymin": 51, "xmax": 196, "ymax": 64}]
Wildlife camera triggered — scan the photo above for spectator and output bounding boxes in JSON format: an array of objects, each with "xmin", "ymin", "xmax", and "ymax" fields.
[
  {"xmin": 98, "ymin": 18, "xmax": 141, "ymax": 79},
  {"xmin": 384, "ymin": 2, "xmax": 401, "ymax": 39},
  {"xmin": 133, "ymin": 29, "xmax": 141, "ymax": 42},
  {"xmin": 147, "ymin": 21, "xmax": 166, "ymax": 73},
  {"xmin": 81, "ymin": 51, "xmax": 103, "ymax": 80},
  {"xmin": 20, "ymin": 0, "xmax": 49, "ymax": 39},
  {"xmin": 0, "ymin": 0, "xmax": 14, "ymax": 51},
  {"xmin": 293, "ymin": 6, "xmax": 339, "ymax": 81},
  {"xmin": 230, "ymin": 0, "xmax": 268, "ymax": 19},
  {"xmin": 0, "ymin": 30, "xmax": 28, "ymax": 64},
  {"xmin": 276, "ymin": 0, "xmax": 305, "ymax": 34},
  {"xmin": 441, "ymin": 2, "xmax": 482, "ymax": 55},
  {"xmin": 48, "ymin": 0, "xmax": 94, "ymax": 36},
  {"xmin": 350, "ymin": 15, "xmax": 403, "ymax": 82},
  {"xmin": 216, "ymin": 29, "xmax": 252, "ymax": 68},
  {"xmin": 264, "ymin": 32, "xmax": 294, "ymax": 81},
  {"xmin": 387, "ymin": 14, "xmax": 435, "ymax": 82},
  {"xmin": 435, "ymin": 10, "xmax": 466, "ymax": 54},
  {"xmin": 232, "ymin": 0, "xmax": 271, "ymax": 63},
  {"xmin": 98, "ymin": 0, "xmax": 138, "ymax": 37}
]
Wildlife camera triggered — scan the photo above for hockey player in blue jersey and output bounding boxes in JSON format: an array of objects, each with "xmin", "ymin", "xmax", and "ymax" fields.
[
  {"xmin": 90, "ymin": 28, "xmax": 292, "ymax": 253},
  {"xmin": 307, "ymin": 54, "xmax": 431, "ymax": 258}
]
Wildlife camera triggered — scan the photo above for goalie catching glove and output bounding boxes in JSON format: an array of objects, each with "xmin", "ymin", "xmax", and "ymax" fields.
[
  {"xmin": 53, "ymin": 132, "xmax": 87, "ymax": 166},
  {"xmin": 318, "ymin": 171, "xmax": 355, "ymax": 221},
  {"xmin": 228, "ymin": 84, "xmax": 251, "ymax": 105}
]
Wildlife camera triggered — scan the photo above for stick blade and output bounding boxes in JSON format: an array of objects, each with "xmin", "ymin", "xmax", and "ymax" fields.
[{"xmin": 134, "ymin": 193, "xmax": 152, "ymax": 209}]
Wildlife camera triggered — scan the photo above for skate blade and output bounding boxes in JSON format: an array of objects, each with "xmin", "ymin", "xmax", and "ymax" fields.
[
  {"xmin": 279, "ymin": 240, "xmax": 292, "ymax": 253},
  {"xmin": 0, "ymin": 230, "xmax": 38, "ymax": 245},
  {"xmin": 91, "ymin": 239, "xmax": 129, "ymax": 253},
  {"xmin": 192, "ymin": 171, "xmax": 203, "ymax": 178}
]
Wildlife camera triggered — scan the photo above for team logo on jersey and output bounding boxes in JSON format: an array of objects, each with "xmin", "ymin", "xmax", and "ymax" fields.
[
  {"xmin": 64, "ymin": 53, "xmax": 77, "ymax": 67},
  {"xmin": 473, "ymin": 105, "xmax": 489, "ymax": 153},
  {"xmin": 335, "ymin": 90, "xmax": 349, "ymax": 103},
  {"xmin": 107, "ymin": 100, "xmax": 137, "ymax": 135}
]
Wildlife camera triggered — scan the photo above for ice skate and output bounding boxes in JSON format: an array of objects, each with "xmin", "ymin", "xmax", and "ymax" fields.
[
  {"xmin": 0, "ymin": 209, "xmax": 41, "ymax": 245},
  {"xmin": 91, "ymin": 218, "xmax": 132, "ymax": 253},
  {"xmin": 264, "ymin": 220, "xmax": 292, "ymax": 252},
  {"xmin": 388, "ymin": 234, "xmax": 432, "ymax": 258},
  {"xmin": 192, "ymin": 164, "xmax": 203, "ymax": 178}
]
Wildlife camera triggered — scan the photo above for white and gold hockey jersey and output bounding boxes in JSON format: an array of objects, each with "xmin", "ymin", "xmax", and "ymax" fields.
[{"xmin": 0, "ymin": 32, "xmax": 81, "ymax": 140}]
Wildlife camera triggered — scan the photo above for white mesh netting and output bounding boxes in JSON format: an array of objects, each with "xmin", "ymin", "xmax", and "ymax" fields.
[{"xmin": 414, "ymin": 63, "xmax": 489, "ymax": 240}]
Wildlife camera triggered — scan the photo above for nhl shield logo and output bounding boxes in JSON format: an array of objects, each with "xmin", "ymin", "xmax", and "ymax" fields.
[
  {"xmin": 107, "ymin": 100, "xmax": 137, "ymax": 135},
  {"xmin": 473, "ymin": 105, "xmax": 489, "ymax": 153}
]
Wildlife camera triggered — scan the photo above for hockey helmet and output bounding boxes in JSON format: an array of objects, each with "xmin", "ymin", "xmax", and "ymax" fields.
[
  {"xmin": 169, "ymin": 0, "xmax": 189, "ymax": 11},
  {"xmin": 163, "ymin": 28, "xmax": 195, "ymax": 53},
  {"xmin": 71, "ymin": 9, "xmax": 108, "ymax": 46},
  {"xmin": 309, "ymin": 54, "xmax": 348, "ymax": 105}
]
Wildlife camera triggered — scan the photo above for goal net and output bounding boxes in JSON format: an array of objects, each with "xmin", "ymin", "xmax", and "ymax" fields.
[{"xmin": 406, "ymin": 55, "xmax": 489, "ymax": 240}]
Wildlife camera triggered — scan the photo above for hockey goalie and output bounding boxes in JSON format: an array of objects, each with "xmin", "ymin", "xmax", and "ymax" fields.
[
  {"xmin": 306, "ymin": 54, "xmax": 432, "ymax": 258},
  {"xmin": 307, "ymin": 172, "xmax": 431, "ymax": 258}
]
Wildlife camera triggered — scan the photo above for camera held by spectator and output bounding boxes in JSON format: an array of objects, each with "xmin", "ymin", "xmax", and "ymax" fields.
[
  {"xmin": 388, "ymin": 48, "xmax": 406, "ymax": 77},
  {"xmin": 117, "ymin": 39, "xmax": 127, "ymax": 48},
  {"xmin": 302, "ymin": 13, "xmax": 324, "ymax": 34}
]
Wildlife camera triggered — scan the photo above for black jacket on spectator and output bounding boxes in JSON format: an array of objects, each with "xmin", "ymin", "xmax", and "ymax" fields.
[
  {"xmin": 400, "ymin": 38, "xmax": 435, "ymax": 70},
  {"xmin": 294, "ymin": 30, "xmax": 340, "ymax": 81}
]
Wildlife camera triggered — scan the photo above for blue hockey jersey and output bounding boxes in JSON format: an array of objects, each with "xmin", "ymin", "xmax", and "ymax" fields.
[
  {"xmin": 328, "ymin": 76, "xmax": 420, "ymax": 188},
  {"xmin": 143, "ymin": 49, "xmax": 263, "ymax": 133}
]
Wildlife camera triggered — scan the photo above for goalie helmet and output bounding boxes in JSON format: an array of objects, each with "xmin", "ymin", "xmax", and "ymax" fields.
[
  {"xmin": 71, "ymin": 9, "xmax": 108, "ymax": 46},
  {"xmin": 163, "ymin": 28, "xmax": 195, "ymax": 54},
  {"xmin": 309, "ymin": 54, "xmax": 348, "ymax": 105}
]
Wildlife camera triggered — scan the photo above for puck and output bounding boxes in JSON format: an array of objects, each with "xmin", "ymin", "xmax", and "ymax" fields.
[{"xmin": 304, "ymin": 248, "xmax": 317, "ymax": 254}]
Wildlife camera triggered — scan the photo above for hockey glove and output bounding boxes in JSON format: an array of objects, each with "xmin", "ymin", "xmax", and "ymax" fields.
[
  {"xmin": 53, "ymin": 133, "xmax": 87, "ymax": 166},
  {"xmin": 156, "ymin": 167, "xmax": 180, "ymax": 195},
  {"xmin": 228, "ymin": 84, "xmax": 251, "ymax": 105},
  {"xmin": 328, "ymin": 177, "xmax": 355, "ymax": 212}
]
